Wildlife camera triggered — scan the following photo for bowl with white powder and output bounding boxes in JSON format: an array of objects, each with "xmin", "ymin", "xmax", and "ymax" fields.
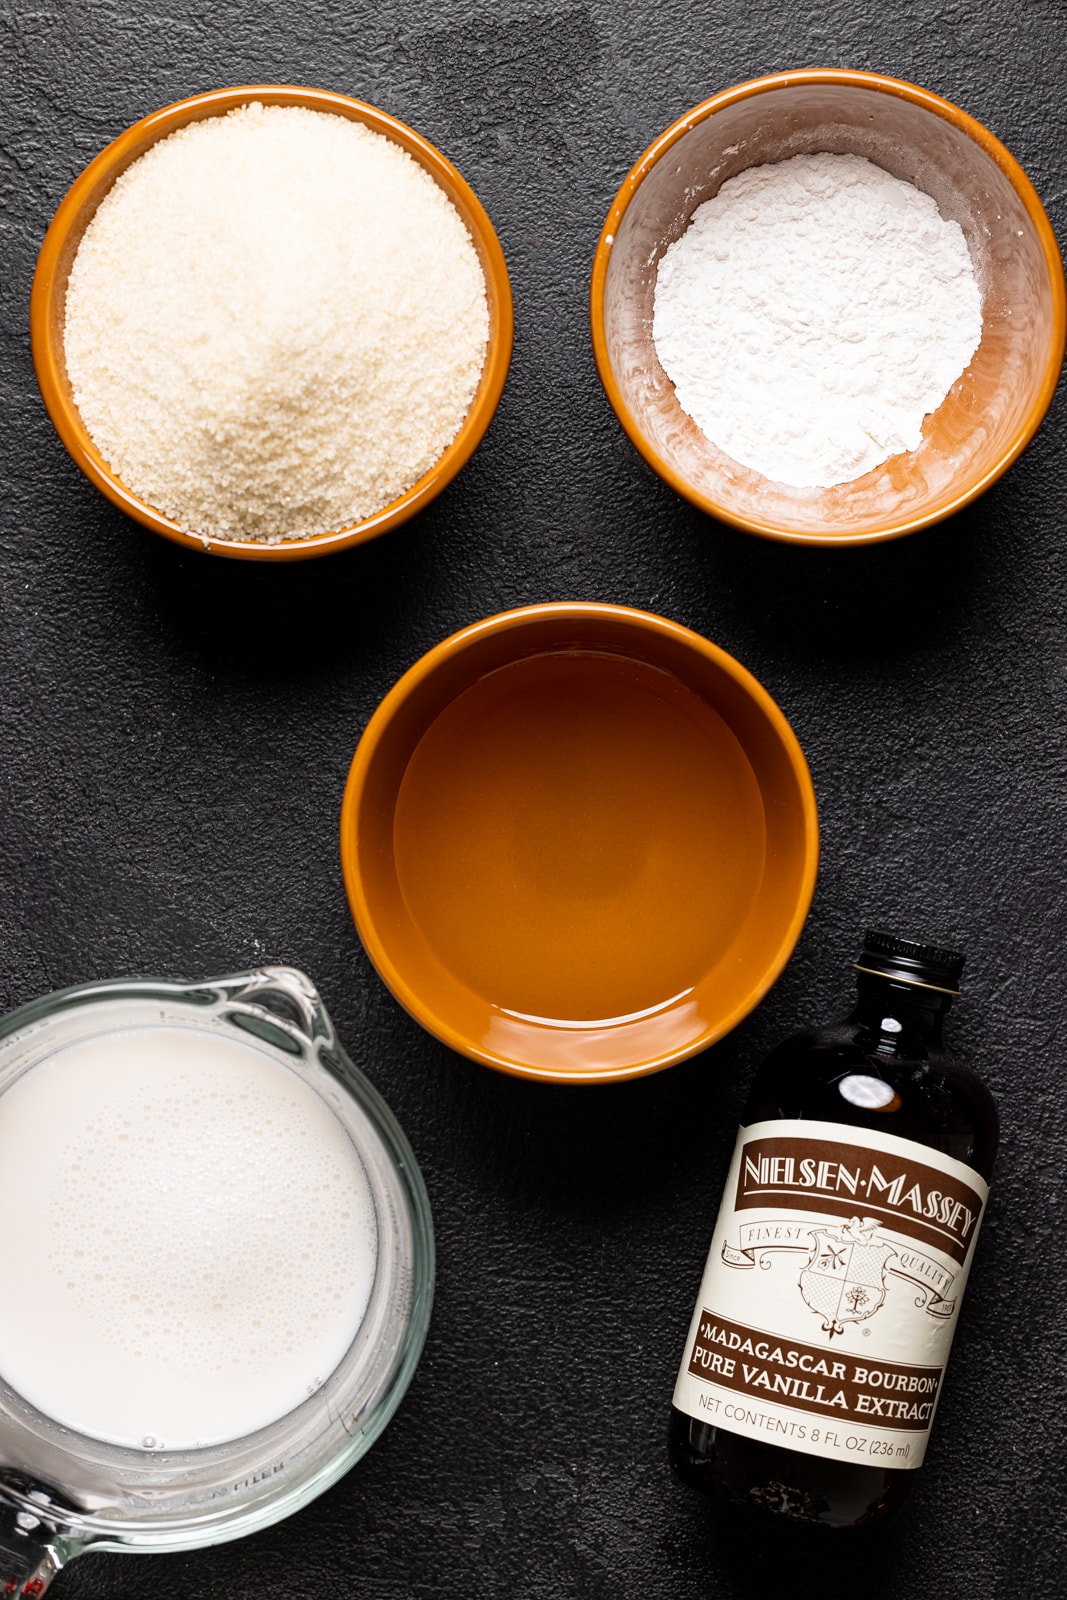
[
  {"xmin": 591, "ymin": 70, "xmax": 1065, "ymax": 545},
  {"xmin": 32, "ymin": 87, "xmax": 513, "ymax": 559}
]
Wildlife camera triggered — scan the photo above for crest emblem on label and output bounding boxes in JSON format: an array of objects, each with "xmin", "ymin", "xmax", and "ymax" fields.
[{"xmin": 798, "ymin": 1217, "xmax": 897, "ymax": 1338}]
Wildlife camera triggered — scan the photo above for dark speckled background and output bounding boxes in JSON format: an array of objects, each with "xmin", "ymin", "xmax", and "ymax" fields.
[{"xmin": 2, "ymin": 3, "xmax": 1065, "ymax": 1597}]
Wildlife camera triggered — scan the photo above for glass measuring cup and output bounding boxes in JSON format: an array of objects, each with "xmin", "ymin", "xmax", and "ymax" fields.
[{"xmin": 0, "ymin": 967, "xmax": 434, "ymax": 1593}]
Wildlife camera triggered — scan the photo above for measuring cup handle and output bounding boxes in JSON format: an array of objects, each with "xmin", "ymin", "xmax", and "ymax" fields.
[
  {"xmin": 0, "ymin": 1513, "xmax": 63, "ymax": 1596},
  {"xmin": 0, "ymin": 1480, "xmax": 86, "ymax": 1594},
  {"xmin": 0, "ymin": 1547, "xmax": 61, "ymax": 1597}
]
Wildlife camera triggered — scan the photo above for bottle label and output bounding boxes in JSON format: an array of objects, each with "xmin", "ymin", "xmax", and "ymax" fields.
[{"xmin": 672, "ymin": 1118, "xmax": 989, "ymax": 1469}]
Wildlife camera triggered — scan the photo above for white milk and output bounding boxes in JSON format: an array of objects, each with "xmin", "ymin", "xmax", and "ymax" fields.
[{"xmin": 0, "ymin": 1027, "xmax": 378, "ymax": 1450}]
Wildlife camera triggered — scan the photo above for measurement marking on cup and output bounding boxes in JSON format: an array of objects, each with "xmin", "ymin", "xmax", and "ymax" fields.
[{"xmin": 232, "ymin": 1461, "xmax": 286, "ymax": 1493}]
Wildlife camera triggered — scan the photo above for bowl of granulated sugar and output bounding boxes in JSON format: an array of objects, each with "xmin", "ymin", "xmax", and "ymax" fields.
[
  {"xmin": 590, "ymin": 69, "xmax": 1065, "ymax": 546},
  {"xmin": 32, "ymin": 87, "xmax": 513, "ymax": 559}
]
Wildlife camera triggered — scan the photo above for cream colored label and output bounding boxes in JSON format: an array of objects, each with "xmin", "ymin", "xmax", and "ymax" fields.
[{"xmin": 672, "ymin": 1119, "xmax": 990, "ymax": 1468}]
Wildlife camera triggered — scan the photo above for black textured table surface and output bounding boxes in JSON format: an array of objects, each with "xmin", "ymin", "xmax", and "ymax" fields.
[{"xmin": 2, "ymin": 5, "xmax": 1065, "ymax": 1598}]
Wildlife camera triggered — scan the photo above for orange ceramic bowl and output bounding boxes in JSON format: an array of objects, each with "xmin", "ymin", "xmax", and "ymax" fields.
[
  {"xmin": 340, "ymin": 604, "xmax": 818, "ymax": 1082},
  {"xmin": 31, "ymin": 86, "xmax": 513, "ymax": 561},
  {"xmin": 591, "ymin": 70, "xmax": 1066, "ymax": 547}
]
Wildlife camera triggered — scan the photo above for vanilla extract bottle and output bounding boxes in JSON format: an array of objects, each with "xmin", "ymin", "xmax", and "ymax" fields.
[{"xmin": 668, "ymin": 931, "xmax": 998, "ymax": 1530}]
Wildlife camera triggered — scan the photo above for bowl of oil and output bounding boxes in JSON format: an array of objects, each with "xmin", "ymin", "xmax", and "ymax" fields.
[{"xmin": 340, "ymin": 603, "xmax": 819, "ymax": 1082}]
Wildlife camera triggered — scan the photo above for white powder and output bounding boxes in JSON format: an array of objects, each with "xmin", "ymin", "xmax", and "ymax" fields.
[
  {"xmin": 652, "ymin": 153, "xmax": 983, "ymax": 488},
  {"xmin": 64, "ymin": 103, "xmax": 490, "ymax": 543}
]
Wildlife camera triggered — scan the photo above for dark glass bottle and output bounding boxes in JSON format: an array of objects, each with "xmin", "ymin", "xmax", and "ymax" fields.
[{"xmin": 668, "ymin": 931, "xmax": 998, "ymax": 1531}]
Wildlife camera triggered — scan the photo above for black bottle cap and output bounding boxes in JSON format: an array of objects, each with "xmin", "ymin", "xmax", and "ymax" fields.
[{"xmin": 855, "ymin": 929, "xmax": 965, "ymax": 995}]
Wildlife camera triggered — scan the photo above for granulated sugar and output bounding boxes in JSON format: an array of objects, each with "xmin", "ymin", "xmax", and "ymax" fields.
[
  {"xmin": 652, "ymin": 153, "xmax": 983, "ymax": 488},
  {"xmin": 64, "ymin": 103, "xmax": 490, "ymax": 543}
]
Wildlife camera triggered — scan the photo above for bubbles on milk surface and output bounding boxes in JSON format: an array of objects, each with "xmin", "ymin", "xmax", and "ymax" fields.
[{"xmin": 0, "ymin": 1027, "xmax": 378, "ymax": 1450}]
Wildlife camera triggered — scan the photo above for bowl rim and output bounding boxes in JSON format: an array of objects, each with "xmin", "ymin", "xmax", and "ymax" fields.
[
  {"xmin": 589, "ymin": 67, "xmax": 1067, "ymax": 548},
  {"xmin": 30, "ymin": 83, "xmax": 514, "ymax": 562},
  {"xmin": 339, "ymin": 601, "xmax": 820, "ymax": 1083}
]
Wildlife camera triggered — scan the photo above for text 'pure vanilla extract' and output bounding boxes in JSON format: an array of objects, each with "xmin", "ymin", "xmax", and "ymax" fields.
[{"xmin": 668, "ymin": 931, "xmax": 998, "ymax": 1530}]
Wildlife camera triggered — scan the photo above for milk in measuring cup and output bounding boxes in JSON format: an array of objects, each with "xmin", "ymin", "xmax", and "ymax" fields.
[{"xmin": 0, "ymin": 1028, "xmax": 378, "ymax": 1450}]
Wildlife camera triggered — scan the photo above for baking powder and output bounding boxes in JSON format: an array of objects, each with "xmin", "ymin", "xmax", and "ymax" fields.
[{"xmin": 652, "ymin": 153, "xmax": 983, "ymax": 488}]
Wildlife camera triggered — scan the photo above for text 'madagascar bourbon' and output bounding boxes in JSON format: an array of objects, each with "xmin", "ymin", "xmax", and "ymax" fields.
[{"xmin": 735, "ymin": 1135, "xmax": 984, "ymax": 1267}]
